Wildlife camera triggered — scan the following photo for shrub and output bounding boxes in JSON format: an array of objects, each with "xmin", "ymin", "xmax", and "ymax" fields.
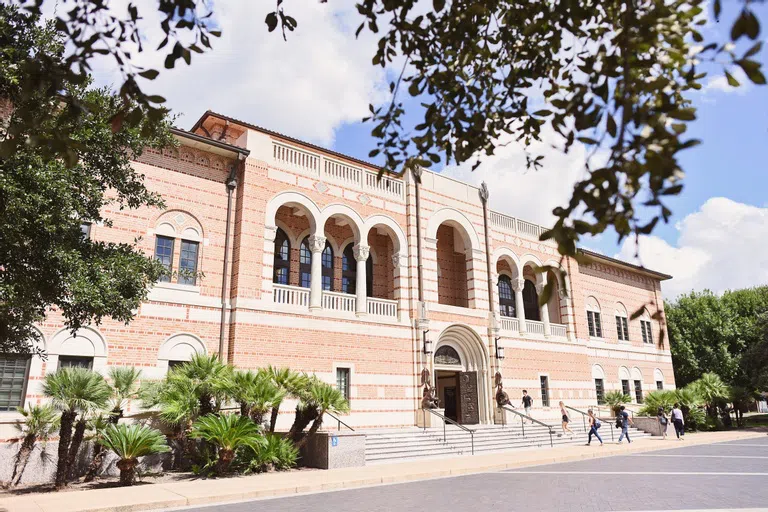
[
  {"xmin": 190, "ymin": 414, "xmax": 265, "ymax": 475},
  {"xmin": 10, "ymin": 404, "xmax": 59, "ymax": 486},
  {"xmin": 99, "ymin": 423, "xmax": 170, "ymax": 486},
  {"xmin": 242, "ymin": 434, "xmax": 299, "ymax": 473},
  {"xmin": 638, "ymin": 390, "xmax": 677, "ymax": 416},
  {"xmin": 603, "ymin": 391, "xmax": 631, "ymax": 415}
]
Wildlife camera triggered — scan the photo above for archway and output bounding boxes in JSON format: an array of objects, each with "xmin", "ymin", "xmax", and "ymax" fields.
[{"xmin": 433, "ymin": 325, "xmax": 490, "ymax": 424}]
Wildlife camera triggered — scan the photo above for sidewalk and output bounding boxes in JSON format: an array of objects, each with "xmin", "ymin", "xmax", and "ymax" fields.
[{"xmin": 1, "ymin": 430, "xmax": 763, "ymax": 512}]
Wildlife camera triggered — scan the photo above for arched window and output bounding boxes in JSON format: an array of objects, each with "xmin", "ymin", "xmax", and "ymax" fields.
[
  {"xmin": 434, "ymin": 345, "xmax": 461, "ymax": 366},
  {"xmin": 299, "ymin": 237, "xmax": 312, "ymax": 288},
  {"xmin": 321, "ymin": 242, "xmax": 334, "ymax": 291},
  {"xmin": 498, "ymin": 275, "xmax": 516, "ymax": 317},
  {"xmin": 366, "ymin": 254, "xmax": 373, "ymax": 297},
  {"xmin": 342, "ymin": 244, "xmax": 356, "ymax": 294},
  {"xmin": 273, "ymin": 228, "xmax": 291, "ymax": 285},
  {"xmin": 522, "ymin": 279, "xmax": 540, "ymax": 321}
]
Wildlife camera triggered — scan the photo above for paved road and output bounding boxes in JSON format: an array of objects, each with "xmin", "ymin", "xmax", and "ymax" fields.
[{"xmin": 177, "ymin": 437, "xmax": 768, "ymax": 512}]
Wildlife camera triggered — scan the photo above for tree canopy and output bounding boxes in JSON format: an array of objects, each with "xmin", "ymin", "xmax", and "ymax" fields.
[
  {"xmin": 666, "ymin": 286, "xmax": 768, "ymax": 390},
  {"xmin": 0, "ymin": 5, "xmax": 174, "ymax": 352}
]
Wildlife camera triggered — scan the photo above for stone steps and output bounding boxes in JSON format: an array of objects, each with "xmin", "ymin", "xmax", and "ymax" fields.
[{"xmin": 363, "ymin": 424, "xmax": 650, "ymax": 464}]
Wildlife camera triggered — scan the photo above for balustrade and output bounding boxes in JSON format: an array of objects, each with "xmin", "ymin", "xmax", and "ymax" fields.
[
  {"xmin": 273, "ymin": 284, "xmax": 310, "ymax": 307},
  {"xmin": 322, "ymin": 291, "xmax": 356, "ymax": 313},
  {"xmin": 499, "ymin": 316, "xmax": 520, "ymax": 332},
  {"xmin": 367, "ymin": 297, "xmax": 398, "ymax": 318}
]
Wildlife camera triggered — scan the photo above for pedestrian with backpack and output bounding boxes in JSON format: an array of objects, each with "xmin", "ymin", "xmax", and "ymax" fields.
[
  {"xmin": 617, "ymin": 405, "xmax": 633, "ymax": 444},
  {"xmin": 657, "ymin": 406, "xmax": 669, "ymax": 439},
  {"xmin": 586, "ymin": 409, "xmax": 603, "ymax": 446}
]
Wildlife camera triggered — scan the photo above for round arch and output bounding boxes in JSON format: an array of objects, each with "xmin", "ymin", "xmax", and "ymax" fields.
[
  {"xmin": 544, "ymin": 259, "xmax": 570, "ymax": 295},
  {"xmin": 362, "ymin": 214, "xmax": 408, "ymax": 255},
  {"xmin": 493, "ymin": 247, "xmax": 522, "ymax": 279},
  {"xmin": 158, "ymin": 333, "xmax": 207, "ymax": 362},
  {"xmin": 47, "ymin": 327, "xmax": 108, "ymax": 373},
  {"xmin": 434, "ymin": 324, "xmax": 491, "ymax": 424},
  {"xmin": 618, "ymin": 366, "xmax": 631, "ymax": 381},
  {"xmin": 592, "ymin": 364, "xmax": 606, "ymax": 380},
  {"xmin": 274, "ymin": 220, "xmax": 299, "ymax": 247},
  {"xmin": 320, "ymin": 203, "xmax": 365, "ymax": 242},
  {"xmin": 426, "ymin": 208, "xmax": 481, "ymax": 250},
  {"xmin": 520, "ymin": 253, "xmax": 545, "ymax": 284},
  {"xmin": 265, "ymin": 191, "xmax": 322, "ymax": 234},
  {"xmin": 631, "ymin": 367, "xmax": 643, "ymax": 382},
  {"xmin": 654, "ymin": 368, "xmax": 665, "ymax": 383}
]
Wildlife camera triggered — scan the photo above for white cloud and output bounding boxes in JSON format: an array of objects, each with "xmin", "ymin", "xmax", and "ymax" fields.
[
  {"xmin": 616, "ymin": 197, "xmax": 768, "ymax": 299},
  {"xmin": 703, "ymin": 67, "xmax": 752, "ymax": 95},
  {"xmin": 90, "ymin": 0, "xmax": 389, "ymax": 146},
  {"xmin": 440, "ymin": 126, "xmax": 593, "ymax": 227}
]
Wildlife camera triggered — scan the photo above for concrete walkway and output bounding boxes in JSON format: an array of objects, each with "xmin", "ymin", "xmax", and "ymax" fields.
[{"xmin": 0, "ymin": 430, "xmax": 763, "ymax": 512}]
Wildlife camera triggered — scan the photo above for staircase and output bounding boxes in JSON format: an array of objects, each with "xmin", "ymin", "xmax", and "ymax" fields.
[{"xmin": 364, "ymin": 421, "xmax": 650, "ymax": 464}]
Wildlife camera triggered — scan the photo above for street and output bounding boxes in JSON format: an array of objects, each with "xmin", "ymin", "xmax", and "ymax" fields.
[{"xmin": 174, "ymin": 436, "xmax": 768, "ymax": 511}]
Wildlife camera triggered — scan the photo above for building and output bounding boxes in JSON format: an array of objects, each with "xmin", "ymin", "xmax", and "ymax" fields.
[{"xmin": 2, "ymin": 110, "xmax": 676, "ymax": 428}]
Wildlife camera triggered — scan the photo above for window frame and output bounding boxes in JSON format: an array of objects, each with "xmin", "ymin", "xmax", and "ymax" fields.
[
  {"xmin": 615, "ymin": 315, "xmax": 629, "ymax": 341},
  {"xmin": 634, "ymin": 379, "xmax": 643, "ymax": 404},
  {"xmin": 321, "ymin": 242, "xmax": 334, "ymax": 291},
  {"xmin": 539, "ymin": 375, "xmax": 550, "ymax": 408},
  {"xmin": 299, "ymin": 237, "xmax": 312, "ymax": 289},
  {"xmin": 336, "ymin": 367, "xmax": 350, "ymax": 401},
  {"xmin": 341, "ymin": 244, "xmax": 356, "ymax": 295},
  {"xmin": 621, "ymin": 379, "xmax": 631, "ymax": 397},
  {"xmin": 497, "ymin": 275, "xmax": 516, "ymax": 318},
  {"xmin": 641, "ymin": 319, "xmax": 654, "ymax": 344},
  {"xmin": 587, "ymin": 310, "xmax": 603, "ymax": 338},
  {"xmin": 178, "ymin": 239, "xmax": 200, "ymax": 286},
  {"xmin": 595, "ymin": 378, "xmax": 605, "ymax": 405},
  {"xmin": 656, "ymin": 380, "xmax": 664, "ymax": 391},
  {"xmin": 273, "ymin": 228, "xmax": 291, "ymax": 285},
  {"xmin": 58, "ymin": 356, "xmax": 94, "ymax": 371},
  {"xmin": 0, "ymin": 355, "xmax": 31, "ymax": 412},
  {"xmin": 522, "ymin": 279, "xmax": 540, "ymax": 321},
  {"xmin": 154, "ymin": 235, "xmax": 175, "ymax": 283}
]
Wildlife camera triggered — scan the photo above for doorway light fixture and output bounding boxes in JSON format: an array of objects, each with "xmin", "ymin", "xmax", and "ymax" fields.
[
  {"xmin": 423, "ymin": 330, "xmax": 432, "ymax": 354},
  {"xmin": 494, "ymin": 336, "xmax": 505, "ymax": 360}
]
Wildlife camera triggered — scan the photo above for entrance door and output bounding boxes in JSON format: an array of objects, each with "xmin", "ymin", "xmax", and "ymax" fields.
[
  {"xmin": 444, "ymin": 386, "xmax": 457, "ymax": 421},
  {"xmin": 457, "ymin": 371, "xmax": 479, "ymax": 425}
]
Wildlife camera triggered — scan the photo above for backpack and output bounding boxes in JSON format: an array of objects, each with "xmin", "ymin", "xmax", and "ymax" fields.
[
  {"xmin": 615, "ymin": 416, "xmax": 623, "ymax": 429},
  {"xmin": 594, "ymin": 418, "xmax": 601, "ymax": 429}
]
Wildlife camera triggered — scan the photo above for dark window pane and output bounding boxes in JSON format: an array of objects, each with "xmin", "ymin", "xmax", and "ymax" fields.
[
  {"xmin": 540, "ymin": 376, "xmax": 549, "ymax": 407},
  {"xmin": 58, "ymin": 356, "xmax": 93, "ymax": 370},
  {"xmin": 615, "ymin": 316, "xmax": 623, "ymax": 340},
  {"xmin": 299, "ymin": 237, "xmax": 312, "ymax": 288},
  {"xmin": 595, "ymin": 379, "xmax": 605, "ymax": 404},
  {"xmin": 646, "ymin": 321, "xmax": 653, "ymax": 344},
  {"xmin": 336, "ymin": 368, "xmax": 350, "ymax": 400},
  {"xmin": 523, "ymin": 280, "xmax": 540, "ymax": 321},
  {"xmin": 622, "ymin": 379, "xmax": 630, "ymax": 396},
  {"xmin": 273, "ymin": 228, "xmax": 291, "ymax": 284},
  {"xmin": 275, "ymin": 267, "xmax": 289, "ymax": 285},
  {"xmin": 594, "ymin": 312, "xmax": 603, "ymax": 338},
  {"xmin": 498, "ymin": 275, "xmax": 516, "ymax": 318},
  {"xmin": 587, "ymin": 311, "xmax": 595, "ymax": 337},
  {"xmin": 622, "ymin": 317, "xmax": 629, "ymax": 341},
  {"xmin": 0, "ymin": 356, "xmax": 30, "ymax": 411},
  {"xmin": 168, "ymin": 360, "xmax": 186, "ymax": 371},
  {"xmin": 656, "ymin": 380, "xmax": 664, "ymax": 390},
  {"xmin": 634, "ymin": 380, "xmax": 643, "ymax": 404},
  {"xmin": 300, "ymin": 272, "xmax": 312, "ymax": 289},
  {"xmin": 179, "ymin": 240, "xmax": 199, "ymax": 285},
  {"xmin": 300, "ymin": 238, "xmax": 312, "ymax": 265},
  {"xmin": 321, "ymin": 242, "xmax": 334, "ymax": 292},
  {"xmin": 154, "ymin": 235, "xmax": 174, "ymax": 283},
  {"xmin": 342, "ymin": 245, "xmax": 356, "ymax": 294}
]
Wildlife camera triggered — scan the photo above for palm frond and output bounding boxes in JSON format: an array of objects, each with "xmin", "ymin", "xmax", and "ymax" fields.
[
  {"xmin": 190, "ymin": 413, "xmax": 265, "ymax": 452},
  {"xmin": 99, "ymin": 423, "xmax": 169, "ymax": 459},
  {"xmin": 15, "ymin": 403, "xmax": 59, "ymax": 438},
  {"xmin": 43, "ymin": 367, "xmax": 111, "ymax": 414}
]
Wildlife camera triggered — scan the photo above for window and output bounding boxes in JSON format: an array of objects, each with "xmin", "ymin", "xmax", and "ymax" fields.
[
  {"xmin": 342, "ymin": 245, "xmax": 356, "ymax": 295},
  {"xmin": 498, "ymin": 275, "xmax": 516, "ymax": 317},
  {"xmin": 321, "ymin": 243, "xmax": 334, "ymax": 291},
  {"xmin": 587, "ymin": 310, "xmax": 603, "ymax": 338},
  {"xmin": 0, "ymin": 356, "xmax": 31, "ymax": 411},
  {"xmin": 641, "ymin": 320, "xmax": 654, "ymax": 344},
  {"xmin": 80, "ymin": 222, "xmax": 92, "ymax": 239},
  {"xmin": 273, "ymin": 228, "xmax": 291, "ymax": 285},
  {"xmin": 595, "ymin": 379, "xmax": 605, "ymax": 404},
  {"xmin": 434, "ymin": 345, "xmax": 462, "ymax": 365},
  {"xmin": 336, "ymin": 368, "xmax": 350, "ymax": 400},
  {"xmin": 615, "ymin": 315, "xmax": 629, "ymax": 341},
  {"xmin": 634, "ymin": 380, "xmax": 643, "ymax": 404},
  {"xmin": 523, "ymin": 280, "xmax": 540, "ymax": 321},
  {"xmin": 656, "ymin": 380, "xmax": 664, "ymax": 390},
  {"xmin": 178, "ymin": 240, "xmax": 199, "ymax": 285},
  {"xmin": 58, "ymin": 356, "xmax": 93, "ymax": 370},
  {"xmin": 168, "ymin": 360, "xmax": 187, "ymax": 371},
  {"xmin": 154, "ymin": 235, "xmax": 174, "ymax": 283},
  {"xmin": 540, "ymin": 376, "xmax": 550, "ymax": 407},
  {"xmin": 299, "ymin": 237, "xmax": 312, "ymax": 288},
  {"xmin": 621, "ymin": 379, "xmax": 630, "ymax": 396}
]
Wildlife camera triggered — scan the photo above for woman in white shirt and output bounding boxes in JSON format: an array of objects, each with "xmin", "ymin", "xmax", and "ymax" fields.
[{"xmin": 671, "ymin": 403, "xmax": 685, "ymax": 440}]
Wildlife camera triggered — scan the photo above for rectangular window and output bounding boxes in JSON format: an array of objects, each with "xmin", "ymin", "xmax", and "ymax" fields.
[
  {"xmin": 634, "ymin": 380, "xmax": 643, "ymax": 404},
  {"xmin": 587, "ymin": 311, "xmax": 595, "ymax": 337},
  {"xmin": 275, "ymin": 267, "xmax": 289, "ymax": 285},
  {"xmin": 540, "ymin": 376, "xmax": 550, "ymax": 407},
  {"xmin": 80, "ymin": 222, "xmax": 92, "ymax": 239},
  {"xmin": 656, "ymin": 380, "xmax": 664, "ymax": 390},
  {"xmin": 336, "ymin": 368, "xmax": 350, "ymax": 400},
  {"xmin": 0, "ymin": 356, "xmax": 31, "ymax": 412},
  {"xmin": 615, "ymin": 316, "xmax": 626, "ymax": 341},
  {"xmin": 154, "ymin": 235, "xmax": 174, "ymax": 283},
  {"xmin": 179, "ymin": 240, "xmax": 199, "ymax": 285},
  {"xmin": 58, "ymin": 356, "xmax": 93, "ymax": 370},
  {"xmin": 168, "ymin": 360, "xmax": 186, "ymax": 371},
  {"xmin": 594, "ymin": 312, "xmax": 602, "ymax": 337},
  {"xmin": 595, "ymin": 378, "xmax": 605, "ymax": 405},
  {"xmin": 622, "ymin": 317, "xmax": 629, "ymax": 340},
  {"xmin": 300, "ymin": 272, "xmax": 312, "ymax": 288},
  {"xmin": 322, "ymin": 275, "xmax": 332, "ymax": 291},
  {"xmin": 641, "ymin": 320, "xmax": 654, "ymax": 344},
  {"xmin": 621, "ymin": 379, "xmax": 630, "ymax": 396}
]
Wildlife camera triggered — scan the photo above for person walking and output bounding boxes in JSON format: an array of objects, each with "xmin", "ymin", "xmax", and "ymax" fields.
[
  {"xmin": 657, "ymin": 406, "xmax": 669, "ymax": 439},
  {"xmin": 522, "ymin": 390, "xmax": 533, "ymax": 423},
  {"xmin": 617, "ymin": 405, "xmax": 633, "ymax": 444},
  {"xmin": 671, "ymin": 403, "xmax": 685, "ymax": 440},
  {"xmin": 586, "ymin": 409, "xmax": 603, "ymax": 446},
  {"xmin": 559, "ymin": 401, "xmax": 575, "ymax": 437}
]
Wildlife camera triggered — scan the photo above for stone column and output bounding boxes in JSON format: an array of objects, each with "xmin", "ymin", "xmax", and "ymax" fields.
[
  {"xmin": 308, "ymin": 235, "xmax": 326, "ymax": 310},
  {"xmin": 537, "ymin": 281, "xmax": 551, "ymax": 337},
  {"xmin": 513, "ymin": 278, "xmax": 527, "ymax": 334},
  {"xmin": 353, "ymin": 244, "xmax": 369, "ymax": 316}
]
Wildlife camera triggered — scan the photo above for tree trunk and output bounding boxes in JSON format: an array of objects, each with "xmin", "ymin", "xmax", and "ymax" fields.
[
  {"xmin": 66, "ymin": 417, "xmax": 88, "ymax": 482},
  {"xmin": 287, "ymin": 405, "xmax": 318, "ymax": 443},
  {"xmin": 109, "ymin": 407, "xmax": 122, "ymax": 425},
  {"xmin": 294, "ymin": 413, "xmax": 324, "ymax": 450},
  {"xmin": 199, "ymin": 394, "xmax": 213, "ymax": 416},
  {"xmin": 83, "ymin": 443, "xmax": 105, "ymax": 482},
  {"xmin": 215, "ymin": 448, "xmax": 234, "ymax": 475},
  {"xmin": 116, "ymin": 458, "xmax": 138, "ymax": 486},
  {"xmin": 269, "ymin": 404, "xmax": 280, "ymax": 433},
  {"xmin": 239, "ymin": 402, "xmax": 249, "ymax": 417},
  {"xmin": 11, "ymin": 435, "xmax": 35, "ymax": 486},
  {"xmin": 55, "ymin": 410, "xmax": 76, "ymax": 489},
  {"xmin": 250, "ymin": 410, "xmax": 264, "ymax": 428}
]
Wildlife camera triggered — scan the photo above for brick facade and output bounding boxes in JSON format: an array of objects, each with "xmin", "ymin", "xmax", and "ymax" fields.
[{"xmin": 10, "ymin": 111, "xmax": 676, "ymax": 429}]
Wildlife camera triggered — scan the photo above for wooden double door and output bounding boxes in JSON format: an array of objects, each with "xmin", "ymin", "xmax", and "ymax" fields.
[{"xmin": 441, "ymin": 371, "xmax": 479, "ymax": 425}]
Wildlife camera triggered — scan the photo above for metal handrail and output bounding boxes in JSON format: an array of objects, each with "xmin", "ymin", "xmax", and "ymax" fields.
[
  {"xmin": 325, "ymin": 411, "xmax": 355, "ymax": 431},
  {"xmin": 564, "ymin": 405, "xmax": 591, "ymax": 433},
  {"xmin": 500, "ymin": 405, "xmax": 555, "ymax": 447},
  {"xmin": 566, "ymin": 405, "xmax": 619, "ymax": 442},
  {"xmin": 422, "ymin": 408, "xmax": 475, "ymax": 455}
]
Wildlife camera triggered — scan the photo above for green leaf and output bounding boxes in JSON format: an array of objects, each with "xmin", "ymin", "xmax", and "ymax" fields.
[
  {"xmin": 736, "ymin": 59, "xmax": 767, "ymax": 85},
  {"xmin": 433, "ymin": 0, "xmax": 446, "ymax": 12},
  {"xmin": 725, "ymin": 71, "xmax": 740, "ymax": 87},
  {"xmin": 265, "ymin": 12, "xmax": 278, "ymax": 32},
  {"xmin": 138, "ymin": 69, "xmax": 159, "ymax": 80}
]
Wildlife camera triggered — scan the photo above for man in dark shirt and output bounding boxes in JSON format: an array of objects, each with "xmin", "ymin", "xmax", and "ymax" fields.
[
  {"xmin": 522, "ymin": 390, "xmax": 533, "ymax": 423},
  {"xmin": 618, "ymin": 405, "xmax": 634, "ymax": 444}
]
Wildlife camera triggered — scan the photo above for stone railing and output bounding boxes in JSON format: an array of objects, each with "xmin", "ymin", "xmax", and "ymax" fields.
[
  {"xmin": 526, "ymin": 319, "xmax": 546, "ymax": 336},
  {"xmin": 550, "ymin": 323, "xmax": 567, "ymax": 338},
  {"xmin": 273, "ymin": 284, "xmax": 310, "ymax": 307},
  {"xmin": 272, "ymin": 141, "xmax": 404, "ymax": 201},
  {"xmin": 322, "ymin": 291, "xmax": 356, "ymax": 313},
  {"xmin": 499, "ymin": 316, "xmax": 519, "ymax": 332},
  {"xmin": 489, "ymin": 210, "xmax": 552, "ymax": 242},
  {"xmin": 367, "ymin": 297, "xmax": 398, "ymax": 318}
]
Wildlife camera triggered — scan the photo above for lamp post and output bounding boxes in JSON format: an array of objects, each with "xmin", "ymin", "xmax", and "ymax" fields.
[{"xmin": 423, "ymin": 330, "xmax": 432, "ymax": 354}]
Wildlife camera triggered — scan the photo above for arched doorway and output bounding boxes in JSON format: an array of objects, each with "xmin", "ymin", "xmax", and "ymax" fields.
[{"xmin": 433, "ymin": 325, "xmax": 490, "ymax": 425}]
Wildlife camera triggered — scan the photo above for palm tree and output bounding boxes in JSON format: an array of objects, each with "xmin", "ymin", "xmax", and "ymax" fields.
[
  {"xmin": 98, "ymin": 423, "xmax": 169, "ymax": 485},
  {"xmin": 603, "ymin": 390, "xmax": 631, "ymax": 415},
  {"xmin": 675, "ymin": 385, "xmax": 704, "ymax": 429},
  {"xmin": 107, "ymin": 367, "xmax": 142, "ymax": 424},
  {"xmin": 638, "ymin": 390, "xmax": 677, "ymax": 416},
  {"xmin": 44, "ymin": 367, "xmax": 111, "ymax": 489},
  {"xmin": 83, "ymin": 414, "xmax": 110, "ymax": 482},
  {"xmin": 293, "ymin": 380, "xmax": 350, "ymax": 450},
  {"xmin": 10, "ymin": 404, "xmax": 59, "ymax": 486},
  {"xmin": 730, "ymin": 386, "xmax": 759, "ymax": 427},
  {"xmin": 692, "ymin": 372, "xmax": 730, "ymax": 418},
  {"xmin": 267, "ymin": 367, "xmax": 308, "ymax": 433},
  {"xmin": 171, "ymin": 354, "xmax": 231, "ymax": 415},
  {"xmin": 228, "ymin": 370, "xmax": 286, "ymax": 426},
  {"xmin": 189, "ymin": 414, "xmax": 264, "ymax": 475}
]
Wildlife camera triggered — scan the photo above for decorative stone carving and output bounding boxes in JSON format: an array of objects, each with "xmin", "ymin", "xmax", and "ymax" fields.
[
  {"xmin": 420, "ymin": 367, "xmax": 438, "ymax": 409},
  {"xmin": 353, "ymin": 244, "xmax": 370, "ymax": 262},
  {"xmin": 495, "ymin": 372, "xmax": 511, "ymax": 407},
  {"xmin": 391, "ymin": 253, "xmax": 406, "ymax": 268},
  {"xmin": 313, "ymin": 182, "xmax": 329, "ymax": 194},
  {"xmin": 308, "ymin": 235, "xmax": 327, "ymax": 253},
  {"xmin": 358, "ymin": 194, "xmax": 371, "ymax": 205},
  {"xmin": 479, "ymin": 182, "xmax": 489, "ymax": 202},
  {"xmin": 512, "ymin": 278, "xmax": 525, "ymax": 293}
]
